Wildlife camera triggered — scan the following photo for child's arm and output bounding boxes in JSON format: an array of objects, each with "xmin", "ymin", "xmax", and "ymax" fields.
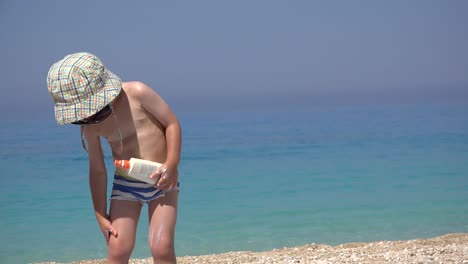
[
  {"xmin": 83, "ymin": 127, "xmax": 117, "ymax": 243},
  {"xmin": 132, "ymin": 81, "xmax": 182, "ymax": 190}
]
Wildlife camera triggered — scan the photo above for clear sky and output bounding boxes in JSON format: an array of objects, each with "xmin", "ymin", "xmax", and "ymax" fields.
[{"xmin": 1, "ymin": 0, "xmax": 467, "ymax": 118}]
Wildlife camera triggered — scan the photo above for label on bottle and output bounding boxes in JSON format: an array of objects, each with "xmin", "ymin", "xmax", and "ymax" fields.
[{"xmin": 127, "ymin": 159, "xmax": 163, "ymax": 185}]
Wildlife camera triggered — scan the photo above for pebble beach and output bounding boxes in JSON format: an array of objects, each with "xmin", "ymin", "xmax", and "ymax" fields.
[{"xmin": 39, "ymin": 233, "xmax": 468, "ymax": 264}]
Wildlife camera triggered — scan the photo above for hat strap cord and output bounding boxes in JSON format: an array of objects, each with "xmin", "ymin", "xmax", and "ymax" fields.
[
  {"xmin": 110, "ymin": 104, "xmax": 124, "ymax": 154},
  {"xmin": 79, "ymin": 104, "xmax": 123, "ymax": 154}
]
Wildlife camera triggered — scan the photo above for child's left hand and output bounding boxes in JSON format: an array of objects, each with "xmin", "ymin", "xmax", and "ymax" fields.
[{"xmin": 150, "ymin": 164, "xmax": 178, "ymax": 190}]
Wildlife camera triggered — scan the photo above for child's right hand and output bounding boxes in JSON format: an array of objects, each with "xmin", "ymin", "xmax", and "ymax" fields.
[{"xmin": 97, "ymin": 214, "xmax": 118, "ymax": 245}]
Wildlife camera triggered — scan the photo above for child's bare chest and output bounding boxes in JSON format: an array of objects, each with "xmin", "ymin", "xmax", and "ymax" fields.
[{"xmin": 96, "ymin": 102, "xmax": 164, "ymax": 158}]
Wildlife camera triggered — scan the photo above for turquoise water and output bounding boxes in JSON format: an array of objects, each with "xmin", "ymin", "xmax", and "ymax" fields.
[{"xmin": 1, "ymin": 103, "xmax": 467, "ymax": 263}]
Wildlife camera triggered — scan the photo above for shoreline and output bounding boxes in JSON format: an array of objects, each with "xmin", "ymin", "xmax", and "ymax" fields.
[{"xmin": 40, "ymin": 233, "xmax": 468, "ymax": 264}]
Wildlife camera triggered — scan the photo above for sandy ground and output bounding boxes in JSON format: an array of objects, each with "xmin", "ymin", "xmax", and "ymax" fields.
[{"xmin": 40, "ymin": 233, "xmax": 468, "ymax": 264}]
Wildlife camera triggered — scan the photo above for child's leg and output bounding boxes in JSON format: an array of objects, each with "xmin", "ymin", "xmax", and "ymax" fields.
[
  {"xmin": 108, "ymin": 199, "xmax": 142, "ymax": 264},
  {"xmin": 148, "ymin": 190, "xmax": 179, "ymax": 264}
]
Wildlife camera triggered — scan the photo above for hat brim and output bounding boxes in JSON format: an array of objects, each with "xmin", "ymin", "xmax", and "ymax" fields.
[{"xmin": 54, "ymin": 70, "xmax": 122, "ymax": 125}]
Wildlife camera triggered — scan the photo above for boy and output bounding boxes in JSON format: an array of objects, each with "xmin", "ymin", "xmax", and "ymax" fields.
[{"xmin": 47, "ymin": 52, "xmax": 181, "ymax": 264}]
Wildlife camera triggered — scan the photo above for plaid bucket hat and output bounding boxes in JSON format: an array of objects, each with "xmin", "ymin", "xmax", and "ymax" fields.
[{"xmin": 47, "ymin": 52, "xmax": 122, "ymax": 125}]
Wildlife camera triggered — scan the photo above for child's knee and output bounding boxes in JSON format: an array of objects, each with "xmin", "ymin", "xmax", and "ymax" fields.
[
  {"xmin": 149, "ymin": 235, "xmax": 175, "ymax": 260},
  {"xmin": 108, "ymin": 237, "xmax": 135, "ymax": 260}
]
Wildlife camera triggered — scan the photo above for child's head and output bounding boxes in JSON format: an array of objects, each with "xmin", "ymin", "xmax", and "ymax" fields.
[{"xmin": 47, "ymin": 52, "xmax": 122, "ymax": 125}]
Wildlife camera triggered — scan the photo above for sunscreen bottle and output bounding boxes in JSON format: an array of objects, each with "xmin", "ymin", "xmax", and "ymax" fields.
[{"xmin": 114, "ymin": 158, "xmax": 164, "ymax": 185}]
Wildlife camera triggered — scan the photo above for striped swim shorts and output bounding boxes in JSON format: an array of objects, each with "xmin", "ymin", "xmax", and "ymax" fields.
[{"xmin": 111, "ymin": 174, "xmax": 179, "ymax": 204}]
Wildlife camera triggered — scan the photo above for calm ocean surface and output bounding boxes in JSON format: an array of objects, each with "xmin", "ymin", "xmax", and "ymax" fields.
[{"xmin": 1, "ymin": 102, "xmax": 467, "ymax": 263}]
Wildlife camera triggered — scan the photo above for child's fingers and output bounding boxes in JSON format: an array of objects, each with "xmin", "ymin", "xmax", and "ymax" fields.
[
  {"xmin": 104, "ymin": 226, "xmax": 118, "ymax": 243},
  {"xmin": 109, "ymin": 228, "xmax": 118, "ymax": 237},
  {"xmin": 151, "ymin": 165, "xmax": 167, "ymax": 179},
  {"xmin": 157, "ymin": 172, "xmax": 175, "ymax": 189},
  {"xmin": 149, "ymin": 172, "xmax": 160, "ymax": 180},
  {"xmin": 156, "ymin": 165, "xmax": 168, "ymax": 175},
  {"xmin": 156, "ymin": 172, "xmax": 167, "ymax": 187}
]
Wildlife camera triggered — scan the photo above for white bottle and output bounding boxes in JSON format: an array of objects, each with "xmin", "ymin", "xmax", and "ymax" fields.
[{"xmin": 114, "ymin": 158, "xmax": 164, "ymax": 184}]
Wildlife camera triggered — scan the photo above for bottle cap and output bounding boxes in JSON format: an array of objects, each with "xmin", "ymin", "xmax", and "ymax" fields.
[{"xmin": 114, "ymin": 160, "xmax": 130, "ymax": 170}]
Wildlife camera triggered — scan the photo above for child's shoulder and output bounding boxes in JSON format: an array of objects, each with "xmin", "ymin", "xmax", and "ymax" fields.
[{"xmin": 122, "ymin": 81, "xmax": 156, "ymax": 98}]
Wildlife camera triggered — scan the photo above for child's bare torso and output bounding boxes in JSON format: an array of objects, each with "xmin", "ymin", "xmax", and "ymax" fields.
[{"xmin": 89, "ymin": 82, "xmax": 167, "ymax": 163}]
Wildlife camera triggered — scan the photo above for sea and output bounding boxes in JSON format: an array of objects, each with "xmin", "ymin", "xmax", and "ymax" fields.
[{"xmin": 1, "ymin": 101, "xmax": 467, "ymax": 263}]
